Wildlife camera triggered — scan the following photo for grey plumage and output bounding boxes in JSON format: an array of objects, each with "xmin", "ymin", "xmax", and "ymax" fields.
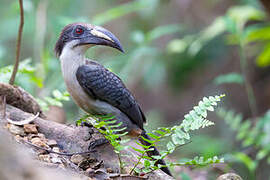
[{"xmin": 76, "ymin": 61, "xmax": 146, "ymax": 130}]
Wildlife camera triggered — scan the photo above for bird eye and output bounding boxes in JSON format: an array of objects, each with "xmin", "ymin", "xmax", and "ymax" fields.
[{"xmin": 75, "ymin": 28, "xmax": 84, "ymax": 35}]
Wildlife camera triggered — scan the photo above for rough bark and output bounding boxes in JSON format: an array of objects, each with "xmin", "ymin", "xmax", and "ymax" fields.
[
  {"xmin": 4, "ymin": 105, "xmax": 172, "ymax": 180},
  {"xmin": 0, "ymin": 83, "xmax": 43, "ymax": 116},
  {"xmin": 0, "ymin": 129, "xmax": 89, "ymax": 180}
]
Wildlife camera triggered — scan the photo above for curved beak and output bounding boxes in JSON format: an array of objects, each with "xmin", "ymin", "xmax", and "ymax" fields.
[{"xmin": 80, "ymin": 25, "xmax": 124, "ymax": 53}]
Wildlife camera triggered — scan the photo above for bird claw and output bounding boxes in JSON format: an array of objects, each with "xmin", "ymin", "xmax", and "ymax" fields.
[
  {"xmin": 88, "ymin": 138, "xmax": 109, "ymax": 151},
  {"xmin": 76, "ymin": 120, "xmax": 93, "ymax": 128}
]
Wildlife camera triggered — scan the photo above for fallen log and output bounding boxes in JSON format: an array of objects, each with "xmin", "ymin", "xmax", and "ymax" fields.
[{"xmin": 0, "ymin": 82, "xmax": 173, "ymax": 180}]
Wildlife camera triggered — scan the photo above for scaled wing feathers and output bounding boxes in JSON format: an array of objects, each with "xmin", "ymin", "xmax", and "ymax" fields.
[{"xmin": 76, "ymin": 63, "xmax": 146, "ymax": 129}]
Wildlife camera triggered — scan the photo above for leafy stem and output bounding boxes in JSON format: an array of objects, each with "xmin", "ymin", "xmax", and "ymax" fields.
[
  {"xmin": 239, "ymin": 34, "xmax": 257, "ymax": 118},
  {"xmin": 129, "ymin": 150, "xmax": 146, "ymax": 175},
  {"xmin": 130, "ymin": 95, "xmax": 225, "ymax": 175},
  {"xmin": 79, "ymin": 95, "xmax": 225, "ymax": 176}
]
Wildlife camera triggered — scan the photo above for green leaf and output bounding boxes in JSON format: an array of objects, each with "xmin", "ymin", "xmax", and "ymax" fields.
[
  {"xmin": 188, "ymin": 17, "xmax": 226, "ymax": 56},
  {"xmin": 109, "ymin": 122, "xmax": 123, "ymax": 128},
  {"xmin": 146, "ymin": 24, "xmax": 182, "ymax": 43},
  {"xmin": 140, "ymin": 135, "xmax": 155, "ymax": 144},
  {"xmin": 233, "ymin": 152, "xmax": 257, "ymax": 173},
  {"xmin": 175, "ymin": 156, "xmax": 224, "ymax": 166},
  {"xmin": 152, "ymin": 155, "xmax": 162, "ymax": 160},
  {"xmin": 256, "ymin": 43, "xmax": 270, "ymax": 67},
  {"xmin": 227, "ymin": 6, "xmax": 265, "ymax": 28},
  {"xmin": 44, "ymin": 97, "xmax": 63, "ymax": 107},
  {"xmin": 167, "ymin": 39, "xmax": 188, "ymax": 54},
  {"xmin": 174, "ymin": 129, "xmax": 190, "ymax": 140},
  {"xmin": 155, "ymin": 129, "xmax": 166, "ymax": 136},
  {"xmin": 144, "ymin": 160, "xmax": 151, "ymax": 168},
  {"xmin": 135, "ymin": 141, "xmax": 151, "ymax": 149},
  {"xmin": 214, "ymin": 73, "xmax": 244, "ymax": 85},
  {"xmin": 131, "ymin": 30, "xmax": 145, "ymax": 44},
  {"xmin": 30, "ymin": 76, "xmax": 43, "ymax": 88},
  {"xmin": 131, "ymin": 147, "xmax": 145, "ymax": 154},
  {"xmin": 172, "ymin": 134, "xmax": 185, "ymax": 145},
  {"xmin": 246, "ymin": 25, "xmax": 270, "ymax": 42},
  {"xmin": 167, "ymin": 141, "xmax": 175, "ymax": 152},
  {"xmin": 236, "ymin": 120, "xmax": 251, "ymax": 140},
  {"xmin": 147, "ymin": 133, "xmax": 160, "ymax": 140},
  {"xmin": 206, "ymin": 105, "xmax": 214, "ymax": 112},
  {"xmin": 52, "ymin": 90, "xmax": 63, "ymax": 99},
  {"xmin": 256, "ymin": 149, "xmax": 269, "ymax": 160},
  {"xmin": 92, "ymin": 1, "xmax": 147, "ymax": 25}
]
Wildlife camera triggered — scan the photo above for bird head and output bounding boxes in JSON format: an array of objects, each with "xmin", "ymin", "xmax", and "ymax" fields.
[{"xmin": 55, "ymin": 23, "xmax": 124, "ymax": 58}]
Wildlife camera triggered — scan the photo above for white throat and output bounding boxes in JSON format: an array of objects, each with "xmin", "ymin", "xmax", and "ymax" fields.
[
  {"xmin": 59, "ymin": 41, "xmax": 93, "ymax": 78},
  {"xmin": 59, "ymin": 41, "xmax": 91, "ymax": 96},
  {"xmin": 60, "ymin": 41, "xmax": 89, "ymax": 67},
  {"xmin": 58, "ymin": 41, "xmax": 94, "ymax": 112}
]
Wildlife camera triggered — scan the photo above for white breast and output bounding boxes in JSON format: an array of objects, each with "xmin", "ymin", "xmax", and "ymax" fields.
[
  {"xmin": 60, "ymin": 45, "xmax": 94, "ymax": 112},
  {"xmin": 59, "ymin": 42, "xmax": 117, "ymax": 114}
]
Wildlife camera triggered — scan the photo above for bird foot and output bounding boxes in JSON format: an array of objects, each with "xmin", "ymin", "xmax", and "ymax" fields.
[
  {"xmin": 88, "ymin": 138, "xmax": 109, "ymax": 151},
  {"xmin": 76, "ymin": 119, "xmax": 93, "ymax": 128}
]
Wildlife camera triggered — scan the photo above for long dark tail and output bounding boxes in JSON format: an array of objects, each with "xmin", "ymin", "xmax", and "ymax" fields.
[{"xmin": 139, "ymin": 131, "xmax": 172, "ymax": 176}]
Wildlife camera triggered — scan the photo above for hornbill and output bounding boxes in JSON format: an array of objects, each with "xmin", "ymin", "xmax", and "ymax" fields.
[{"xmin": 55, "ymin": 23, "xmax": 172, "ymax": 176}]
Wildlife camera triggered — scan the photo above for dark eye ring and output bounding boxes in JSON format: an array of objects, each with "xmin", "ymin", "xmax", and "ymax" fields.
[{"xmin": 75, "ymin": 28, "xmax": 84, "ymax": 35}]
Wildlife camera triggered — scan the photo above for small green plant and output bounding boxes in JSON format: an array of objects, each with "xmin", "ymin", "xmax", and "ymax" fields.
[
  {"xmin": 0, "ymin": 58, "xmax": 43, "ymax": 87},
  {"xmin": 79, "ymin": 94, "xmax": 225, "ymax": 175},
  {"xmin": 210, "ymin": 5, "xmax": 270, "ymax": 179},
  {"xmin": 130, "ymin": 94, "xmax": 225, "ymax": 174},
  {"xmin": 36, "ymin": 90, "xmax": 70, "ymax": 111},
  {"xmin": 0, "ymin": 59, "xmax": 70, "ymax": 112},
  {"xmin": 217, "ymin": 108, "xmax": 270, "ymax": 177}
]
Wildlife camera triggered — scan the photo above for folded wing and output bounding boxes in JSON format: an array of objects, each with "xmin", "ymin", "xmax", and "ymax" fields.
[{"xmin": 76, "ymin": 63, "xmax": 146, "ymax": 129}]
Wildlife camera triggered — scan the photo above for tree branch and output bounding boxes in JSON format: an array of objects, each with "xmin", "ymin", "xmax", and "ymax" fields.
[
  {"xmin": 260, "ymin": 0, "xmax": 270, "ymax": 15},
  {"xmin": 0, "ymin": 82, "xmax": 43, "ymax": 116},
  {"xmin": 9, "ymin": 0, "xmax": 24, "ymax": 85}
]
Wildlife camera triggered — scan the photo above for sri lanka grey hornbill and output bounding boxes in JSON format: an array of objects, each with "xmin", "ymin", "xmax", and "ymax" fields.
[{"xmin": 55, "ymin": 23, "xmax": 172, "ymax": 176}]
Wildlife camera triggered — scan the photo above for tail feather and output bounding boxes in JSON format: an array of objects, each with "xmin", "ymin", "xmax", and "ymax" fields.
[{"xmin": 139, "ymin": 131, "xmax": 172, "ymax": 176}]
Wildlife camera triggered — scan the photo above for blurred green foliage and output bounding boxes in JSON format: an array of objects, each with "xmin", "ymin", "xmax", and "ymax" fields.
[
  {"xmin": 214, "ymin": 73, "xmax": 244, "ymax": 85},
  {"xmin": 217, "ymin": 109, "xmax": 270, "ymax": 179}
]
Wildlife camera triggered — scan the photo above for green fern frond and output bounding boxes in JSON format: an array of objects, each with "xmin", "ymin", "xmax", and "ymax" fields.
[
  {"xmin": 217, "ymin": 108, "xmax": 244, "ymax": 131},
  {"xmin": 80, "ymin": 95, "xmax": 225, "ymax": 175},
  {"xmin": 173, "ymin": 156, "xmax": 224, "ymax": 166},
  {"xmin": 179, "ymin": 95, "xmax": 225, "ymax": 132},
  {"xmin": 164, "ymin": 94, "xmax": 225, "ymax": 153},
  {"xmin": 130, "ymin": 94, "xmax": 225, "ymax": 174},
  {"xmin": 217, "ymin": 108, "xmax": 270, "ymax": 170},
  {"xmin": 217, "ymin": 108, "xmax": 253, "ymax": 144}
]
